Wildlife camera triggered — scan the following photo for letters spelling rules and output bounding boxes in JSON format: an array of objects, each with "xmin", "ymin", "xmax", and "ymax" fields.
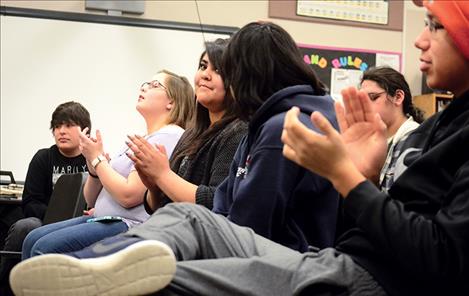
[{"xmin": 303, "ymin": 54, "xmax": 369, "ymax": 71}]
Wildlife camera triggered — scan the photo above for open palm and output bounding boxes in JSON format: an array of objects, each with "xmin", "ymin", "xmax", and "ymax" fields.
[{"xmin": 338, "ymin": 87, "xmax": 387, "ymax": 181}]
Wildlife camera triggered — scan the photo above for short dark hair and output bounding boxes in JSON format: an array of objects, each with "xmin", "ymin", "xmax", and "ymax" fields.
[
  {"xmin": 222, "ymin": 21, "xmax": 326, "ymax": 121},
  {"xmin": 361, "ymin": 66, "xmax": 425, "ymax": 123},
  {"xmin": 50, "ymin": 101, "xmax": 91, "ymax": 132}
]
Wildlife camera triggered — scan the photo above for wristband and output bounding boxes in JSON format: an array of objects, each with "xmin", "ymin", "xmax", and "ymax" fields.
[
  {"xmin": 91, "ymin": 155, "xmax": 107, "ymax": 169},
  {"xmin": 88, "ymin": 172, "xmax": 99, "ymax": 179}
]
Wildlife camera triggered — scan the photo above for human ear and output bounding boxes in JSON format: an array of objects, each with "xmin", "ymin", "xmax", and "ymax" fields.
[{"xmin": 393, "ymin": 89, "xmax": 405, "ymax": 106}]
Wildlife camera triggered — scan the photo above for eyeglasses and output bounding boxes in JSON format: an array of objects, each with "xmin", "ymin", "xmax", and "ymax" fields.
[
  {"xmin": 367, "ymin": 91, "xmax": 387, "ymax": 101},
  {"xmin": 141, "ymin": 80, "xmax": 167, "ymax": 90},
  {"xmin": 424, "ymin": 16, "xmax": 444, "ymax": 32}
]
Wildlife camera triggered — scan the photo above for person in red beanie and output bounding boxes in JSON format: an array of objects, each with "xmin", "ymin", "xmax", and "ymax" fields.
[{"xmin": 8, "ymin": 1, "xmax": 469, "ymax": 295}]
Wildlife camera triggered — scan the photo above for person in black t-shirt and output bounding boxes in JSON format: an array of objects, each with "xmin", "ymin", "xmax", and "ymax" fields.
[{"xmin": 0, "ymin": 101, "xmax": 90, "ymax": 295}]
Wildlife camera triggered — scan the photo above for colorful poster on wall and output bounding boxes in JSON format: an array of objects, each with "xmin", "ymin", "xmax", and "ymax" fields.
[
  {"xmin": 298, "ymin": 43, "xmax": 401, "ymax": 101},
  {"xmin": 296, "ymin": 0, "xmax": 389, "ymax": 25}
]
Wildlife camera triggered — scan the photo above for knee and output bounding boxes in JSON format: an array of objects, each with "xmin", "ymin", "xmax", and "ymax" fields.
[
  {"xmin": 29, "ymin": 242, "xmax": 41, "ymax": 257},
  {"xmin": 28, "ymin": 237, "xmax": 54, "ymax": 258},
  {"xmin": 4, "ymin": 219, "xmax": 40, "ymax": 252},
  {"xmin": 22, "ymin": 226, "xmax": 45, "ymax": 259},
  {"xmin": 10, "ymin": 218, "xmax": 42, "ymax": 238}
]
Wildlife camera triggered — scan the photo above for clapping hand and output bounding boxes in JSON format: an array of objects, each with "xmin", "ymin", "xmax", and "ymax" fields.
[
  {"xmin": 79, "ymin": 128, "xmax": 105, "ymax": 161},
  {"xmin": 125, "ymin": 135, "xmax": 169, "ymax": 192},
  {"xmin": 282, "ymin": 87, "xmax": 387, "ymax": 195}
]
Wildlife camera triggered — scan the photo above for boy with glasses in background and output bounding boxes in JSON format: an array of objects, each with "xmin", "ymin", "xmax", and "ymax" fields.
[{"xmin": 359, "ymin": 66, "xmax": 424, "ymax": 192}]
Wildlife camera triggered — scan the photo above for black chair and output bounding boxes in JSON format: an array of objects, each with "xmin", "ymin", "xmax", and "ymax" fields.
[
  {"xmin": 43, "ymin": 172, "xmax": 88, "ymax": 225},
  {"xmin": 0, "ymin": 172, "xmax": 89, "ymax": 258}
]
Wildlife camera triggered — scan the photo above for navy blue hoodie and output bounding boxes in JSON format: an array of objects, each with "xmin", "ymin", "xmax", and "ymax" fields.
[{"xmin": 213, "ymin": 85, "xmax": 340, "ymax": 252}]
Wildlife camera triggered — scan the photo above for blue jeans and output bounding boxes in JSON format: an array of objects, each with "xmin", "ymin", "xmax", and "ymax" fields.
[{"xmin": 22, "ymin": 216, "xmax": 128, "ymax": 259}]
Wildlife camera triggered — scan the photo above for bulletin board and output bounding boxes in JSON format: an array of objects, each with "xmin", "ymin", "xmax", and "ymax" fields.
[
  {"xmin": 296, "ymin": 0, "xmax": 390, "ymax": 25},
  {"xmin": 269, "ymin": 0, "xmax": 403, "ymax": 31},
  {"xmin": 298, "ymin": 43, "xmax": 401, "ymax": 100}
]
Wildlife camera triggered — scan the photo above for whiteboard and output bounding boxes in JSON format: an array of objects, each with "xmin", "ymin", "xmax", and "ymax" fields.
[{"xmin": 0, "ymin": 8, "xmax": 234, "ymax": 181}]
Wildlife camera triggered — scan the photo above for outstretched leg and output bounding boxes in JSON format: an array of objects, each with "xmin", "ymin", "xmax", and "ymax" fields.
[
  {"xmin": 10, "ymin": 203, "xmax": 386, "ymax": 295},
  {"xmin": 166, "ymin": 248, "xmax": 385, "ymax": 296},
  {"xmin": 72, "ymin": 202, "xmax": 277, "ymax": 260}
]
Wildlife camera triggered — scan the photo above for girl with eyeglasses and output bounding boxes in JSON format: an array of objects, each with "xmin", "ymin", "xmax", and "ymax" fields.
[
  {"xmin": 21, "ymin": 69, "xmax": 195, "ymax": 259},
  {"xmin": 127, "ymin": 38, "xmax": 248, "ymax": 212}
]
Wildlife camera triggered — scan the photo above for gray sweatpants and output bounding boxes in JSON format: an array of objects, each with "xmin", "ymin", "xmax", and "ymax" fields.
[{"xmin": 123, "ymin": 203, "xmax": 386, "ymax": 296}]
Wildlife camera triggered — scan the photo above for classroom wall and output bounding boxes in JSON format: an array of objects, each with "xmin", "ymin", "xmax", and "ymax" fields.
[
  {"xmin": 403, "ymin": 1, "xmax": 426, "ymax": 97},
  {"xmin": 1, "ymin": 0, "xmax": 426, "ymax": 94},
  {"xmin": 0, "ymin": 4, "xmax": 231, "ymax": 181},
  {"xmin": 1, "ymin": 0, "xmax": 427, "ymax": 181}
]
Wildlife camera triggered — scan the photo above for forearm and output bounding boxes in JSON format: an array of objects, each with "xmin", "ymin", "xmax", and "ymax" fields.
[
  {"xmin": 94, "ymin": 161, "xmax": 146, "ymax": 208},
  {"xmin": 329, "ymin": 161, "xmax": 367, "ymax": 198},
  {"xmin": 83, "ymin": 176, "xmax": 102, "ymax": 207},
  {"xmin": 154, "ymin": 170, "xmax": 197, "ymax": 203},
  {"xmin": 145, "ymin": 189, "xmax": 164, "ymax": 213}
]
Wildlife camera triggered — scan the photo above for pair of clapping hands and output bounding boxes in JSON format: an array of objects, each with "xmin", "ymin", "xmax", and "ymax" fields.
[
  {"xmin": 78, "ymin": 128, "xmax": 167, "ymax": 189},
  {"xmin": 282, "ymin": 87, "xmax": 388, "ymax": 197}
]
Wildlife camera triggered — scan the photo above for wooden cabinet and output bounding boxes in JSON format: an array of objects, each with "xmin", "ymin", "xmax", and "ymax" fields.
[{"xmin": 412, "ymin": 93, "xmax": 454, "ymax": 119}]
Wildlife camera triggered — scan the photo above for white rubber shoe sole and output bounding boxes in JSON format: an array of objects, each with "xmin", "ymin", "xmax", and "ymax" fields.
[{"xmin": 9, "ymin": 240, "xmax": 176, "ymax": 296}]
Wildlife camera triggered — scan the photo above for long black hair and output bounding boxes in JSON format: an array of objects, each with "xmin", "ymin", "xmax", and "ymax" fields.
[
  {"xmin": 361, "ymin": 66, "xmax": 425, "ymax": 123},
  {"xmin": 222, "ymin": 22, "xmax": 326, "ymax": 121},
  {"xmin": 169, "ymin": 38, "xmax": 239, "ymax": 166}
]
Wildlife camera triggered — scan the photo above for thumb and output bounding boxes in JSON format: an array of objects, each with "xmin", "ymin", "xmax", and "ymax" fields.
[
  {"xmin": 373, "ymin": 113, "xmax": 387, "ymax": 136},
  {"xmin": 311, "ymin": 111, "xmax": 338, "ymax": 139}
]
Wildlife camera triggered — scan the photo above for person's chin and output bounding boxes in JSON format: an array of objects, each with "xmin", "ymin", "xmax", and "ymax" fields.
[
  {"xmin": 57, "ymin": 143, "xmax": 74, "ymax": 151},
  {"xmin": 425, "ymin": 76, "xmax": 441, "ymax": 90}
]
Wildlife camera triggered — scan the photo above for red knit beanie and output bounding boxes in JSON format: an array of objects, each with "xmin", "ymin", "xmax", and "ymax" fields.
[{"xmin": 424, "ymin": 0, "xmax": 469, "ymax": 60}]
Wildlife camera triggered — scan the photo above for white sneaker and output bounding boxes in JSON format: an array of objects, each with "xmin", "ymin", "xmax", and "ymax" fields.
[{"xmin": 10, "ymin": 240, "xmax": 176, "ymax": 296}]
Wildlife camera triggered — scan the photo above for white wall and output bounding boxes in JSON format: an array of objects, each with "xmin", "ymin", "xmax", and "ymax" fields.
[
  {"xmin": 0, "ymin": 14, "xmax": 228, "ymax": 180},
  {"xmin": 1, "ymin": 0, "xmax": 427, "ymax": 92}
]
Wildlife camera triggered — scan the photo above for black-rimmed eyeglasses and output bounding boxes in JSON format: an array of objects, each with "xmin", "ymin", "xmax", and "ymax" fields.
[
  {"xmin": 367, "ymin": 91, "xmax": 387, "ymax": 101},
  {"xmin": 141, "ymin": 80, "xmax": 167, "ymax": 90}
]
